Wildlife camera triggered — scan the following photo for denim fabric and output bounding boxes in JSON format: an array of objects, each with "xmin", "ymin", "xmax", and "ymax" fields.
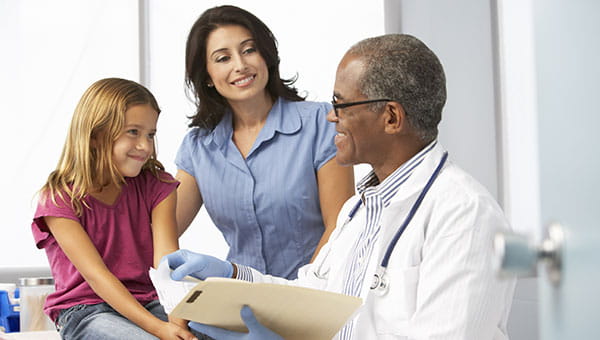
[{"xmin": 56, "ymin": 300, "xmax": 211, "ymax": 340}]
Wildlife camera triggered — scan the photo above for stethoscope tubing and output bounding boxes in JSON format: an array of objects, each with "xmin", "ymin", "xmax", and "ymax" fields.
[
  {"xmin": 380, "ymin": 151, "xmax": 448, "ymax": 268},
  {"xmin": 315, "ymin": 151, "xmax": 449, "ymax": 286},
  {"xmin": 371, "ymin": 151, "xmax": 448, "ymax": 292}
]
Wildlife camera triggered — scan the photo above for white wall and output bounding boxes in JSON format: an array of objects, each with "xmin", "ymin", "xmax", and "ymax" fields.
[
  {"xmin": 494, "ymin": 2, "xmax": 541, "ymax": 336},
  {"xmin": 0, "ymin": 0, "xmax": 140, "ymax": 268},
  {"xmin": 0, "ymin": 1, "xmax": 384, "ymax": 267},
  {"xmin": 385, "ymin": 0, "xmax": 501, "ymax": 201}
]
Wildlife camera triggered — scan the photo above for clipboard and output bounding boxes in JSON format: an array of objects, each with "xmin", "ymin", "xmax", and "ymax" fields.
[{"xmin": 170, "ymin": 277, "xmax": 362, "ymax": 340}]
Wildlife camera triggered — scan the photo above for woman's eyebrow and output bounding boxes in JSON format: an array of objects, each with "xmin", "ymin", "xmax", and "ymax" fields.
[
  {"xmin": 210, "ymin": 47, "xmax": 229, "ymax": 58},
  {"xmin": 239, "ymin": 38, "xmax": 255, "ymax": 46},
  {"xmin": 210, "ymin": 39, "xmax": 254, "ymax": 58}
]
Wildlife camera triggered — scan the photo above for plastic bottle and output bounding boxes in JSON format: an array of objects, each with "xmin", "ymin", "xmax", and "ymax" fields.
[{"xmin": 17, "ymin": 277, "xmax": 54, "ymax": 332}]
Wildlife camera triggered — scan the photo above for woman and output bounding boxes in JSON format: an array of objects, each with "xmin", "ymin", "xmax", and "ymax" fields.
[{"xmin": 175, "ymin": 5, "xmax": 355, "ymax": 279}]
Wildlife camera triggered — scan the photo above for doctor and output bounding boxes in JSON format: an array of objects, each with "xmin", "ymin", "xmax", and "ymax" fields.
[{"xmin": 166, "ymin": 33, "xmax": 516, "ymax": 340}]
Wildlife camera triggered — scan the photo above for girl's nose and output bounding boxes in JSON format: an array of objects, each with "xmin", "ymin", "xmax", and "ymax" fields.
[{"xmin": 137, "ymin": 137, "xmax": 153, "ymax": 151}]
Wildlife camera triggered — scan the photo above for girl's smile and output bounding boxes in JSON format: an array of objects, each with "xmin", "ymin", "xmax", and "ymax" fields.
[{"xmin": 112, "ymin": 104, "xmax": 158, "ymax": 177}]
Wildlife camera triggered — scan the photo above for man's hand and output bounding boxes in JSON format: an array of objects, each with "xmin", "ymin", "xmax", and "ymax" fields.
[
  {"xmin": 164, "ymin": 249, "xmax": 233, "ymax": 281},
  {"xmin": 189, "ymin": 306, "xmax": 283, "ymax": 340}
]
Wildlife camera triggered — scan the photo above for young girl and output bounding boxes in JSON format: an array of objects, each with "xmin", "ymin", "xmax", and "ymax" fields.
[{"xmin": 31, "ymin": 78, "xmax": 203, "ymax": 340}]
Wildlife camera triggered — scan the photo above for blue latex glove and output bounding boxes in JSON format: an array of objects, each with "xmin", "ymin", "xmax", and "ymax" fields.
[
  {"xmin": 189, "ymin": 305, "xmax": 283, "ymax": 340},
  {"xmin": 164, "ymin": 249, "xmax": 233, "ymax": 281}
]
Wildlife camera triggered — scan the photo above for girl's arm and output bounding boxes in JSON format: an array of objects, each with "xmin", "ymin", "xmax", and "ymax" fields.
[
  {"xmin": 150, "ymin": 190, "xmax": 191, "ymax": 331},
  {"xmin": 45, "ymin": 215, "xmax": 196, "ymax": 340},
  {"xmin": 311, "ymin": 157, "xmax": 355, "ymax": 262},
  {"xmin": 175, "ymin": 170, "xmax": 203, "ymax": 237},
  {"xmin": 151, "ymin": 190, "xmax": 180, "ymax": 266}
]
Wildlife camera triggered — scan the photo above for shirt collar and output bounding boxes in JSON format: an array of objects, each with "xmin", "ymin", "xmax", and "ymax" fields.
[
  {"xmin": 203, "ymin": 110, "xmax": 232, "ymax": 148},
  {"xmin": 257, "ymin": 97, "xmax": 302, "ymax": 143},
  {"xmin": 357, "ymin": 140, "xmax": 438, "ymax": 207},
  {"xmin": 203, "ymin": 98, "xmax": 301, "ymax": 149}
]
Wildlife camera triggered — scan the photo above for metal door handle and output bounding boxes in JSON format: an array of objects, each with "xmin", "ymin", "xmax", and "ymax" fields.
[{"xmin": 494, "ymin": 222, "xmax": 564, "ymax": 286}]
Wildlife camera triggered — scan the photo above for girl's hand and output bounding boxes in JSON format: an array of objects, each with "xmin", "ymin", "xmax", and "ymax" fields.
[
  {"xmin": 169, "ymin": 315, "xmax": 191, "ymax": 330},
  {"xmin": 156, "ymin": 320, "xmax": 199, "ymax": 340}
]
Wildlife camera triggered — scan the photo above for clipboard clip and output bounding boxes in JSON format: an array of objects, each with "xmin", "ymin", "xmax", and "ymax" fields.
[{"xmin": 186, "ymin": 290, "xmax": 203, "ymax": 303}]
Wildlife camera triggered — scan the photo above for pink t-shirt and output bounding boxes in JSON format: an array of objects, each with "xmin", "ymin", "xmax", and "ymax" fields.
[{"xmin": 32, "ymin": 170, "xmax": 178, "ymax": 321}]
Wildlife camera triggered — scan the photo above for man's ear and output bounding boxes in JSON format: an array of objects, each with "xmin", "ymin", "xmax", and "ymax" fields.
[{"xmin": 383, "ymin": 101, "xmax": 407, "ymax": 134}]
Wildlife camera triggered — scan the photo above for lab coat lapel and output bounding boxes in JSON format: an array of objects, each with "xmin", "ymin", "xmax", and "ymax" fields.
[
  {"xmin": 387, "ymin": 143, "xmax": 448, "ymax": 206},
  {"xmin": 359, "ymin": 144, "xmax": 449, "ymax": 298}
]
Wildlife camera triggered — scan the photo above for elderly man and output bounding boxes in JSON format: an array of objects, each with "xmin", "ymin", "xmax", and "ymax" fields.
[{"xmin": 167, "ymin": 34, "xmax": 516, "ymax": 340}]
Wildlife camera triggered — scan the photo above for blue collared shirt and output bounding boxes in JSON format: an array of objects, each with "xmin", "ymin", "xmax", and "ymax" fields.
[{"xmin": 175, "ymin": 98, "xmax": 337, "ymax": 279}]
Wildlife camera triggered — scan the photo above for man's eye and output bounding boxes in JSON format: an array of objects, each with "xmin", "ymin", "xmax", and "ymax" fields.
[{"xmin": 148, "ymin": 133, "xmax": 156, "ymax": 139}]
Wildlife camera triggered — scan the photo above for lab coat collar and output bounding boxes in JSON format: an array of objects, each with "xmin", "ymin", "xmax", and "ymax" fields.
[
  {"xmin": 357, "ymin": 141, "xmax": 441, "ymax": 207},
  {"xmin": 386, "ymin": 142, "xmax": 449, "ymax": 205}
]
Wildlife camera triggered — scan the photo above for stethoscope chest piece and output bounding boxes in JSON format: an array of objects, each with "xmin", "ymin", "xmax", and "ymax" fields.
[
  {"xmin": 370, "ymin": 268, "xmax": 389, "ymax": 295},
  {"xmin": 369, "ymin": 151, "xmax": 448, "ymax": 298}
]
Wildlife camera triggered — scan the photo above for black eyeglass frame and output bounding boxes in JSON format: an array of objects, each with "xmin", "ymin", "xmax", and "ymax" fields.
[{"xmin": 331, "ymin": 97, "xmax": 393, "ymax": 117}]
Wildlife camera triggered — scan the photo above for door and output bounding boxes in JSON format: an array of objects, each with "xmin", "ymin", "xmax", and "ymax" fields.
[{"xmin": 533, "ymin": 0, "xmax": 600, "ymax": 338}]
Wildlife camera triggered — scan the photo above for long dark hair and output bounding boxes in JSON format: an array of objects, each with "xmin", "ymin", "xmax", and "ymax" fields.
[{"xmin": 185, "ymin": 5, "xmax": 304, "ymax": 130}]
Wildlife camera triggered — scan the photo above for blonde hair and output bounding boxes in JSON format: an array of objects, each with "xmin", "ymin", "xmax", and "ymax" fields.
[{"xmin": 41, "ymin": 78, "xmax": 164, "ymax": 216}]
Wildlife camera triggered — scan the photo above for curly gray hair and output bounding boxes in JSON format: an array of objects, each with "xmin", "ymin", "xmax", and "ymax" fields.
[{"xmin": 347, "ymin": 34, "xmax": 446, "ymax": 142}]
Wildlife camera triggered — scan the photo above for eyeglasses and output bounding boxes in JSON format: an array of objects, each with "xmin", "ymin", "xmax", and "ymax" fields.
[{"xmin": 331, "ymin": 96, "xmax": 393, "ymax": 117}]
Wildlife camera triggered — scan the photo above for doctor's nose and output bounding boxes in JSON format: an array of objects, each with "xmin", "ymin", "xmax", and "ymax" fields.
[{"xmin": 327, "ymin": 107, "xmax": 339, "ymax": 123}]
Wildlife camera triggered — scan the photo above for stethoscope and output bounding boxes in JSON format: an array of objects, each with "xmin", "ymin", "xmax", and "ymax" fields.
[{"xmin": 314, "ymin": 151, "xmax": 448, "ymax": 295}]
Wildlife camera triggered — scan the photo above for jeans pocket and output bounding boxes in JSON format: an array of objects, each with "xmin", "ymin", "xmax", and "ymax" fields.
[{"xmin": 56, "ymin": 303, "xmax": 94, "ymax": 337}]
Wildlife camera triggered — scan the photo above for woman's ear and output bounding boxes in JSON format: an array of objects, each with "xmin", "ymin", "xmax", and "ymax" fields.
[{"xmin": 383, "ymin": 101, "xmax": 407, "ymax": 135}]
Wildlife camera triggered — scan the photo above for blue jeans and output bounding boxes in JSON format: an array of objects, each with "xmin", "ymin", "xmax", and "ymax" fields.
[{"xmin": 56, "ymin": 300, "xmax": 211, "ymax": 340}]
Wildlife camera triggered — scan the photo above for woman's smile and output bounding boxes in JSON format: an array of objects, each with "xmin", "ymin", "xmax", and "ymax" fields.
[{"xmin": 232, "ymin": 74, "xmax": 256, "ymax": 87}]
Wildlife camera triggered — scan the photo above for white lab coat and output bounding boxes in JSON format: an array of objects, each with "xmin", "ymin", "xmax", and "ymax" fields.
[{"xmin": 243, "ymin": 144, "xmax": 516, "ymax": 339}]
